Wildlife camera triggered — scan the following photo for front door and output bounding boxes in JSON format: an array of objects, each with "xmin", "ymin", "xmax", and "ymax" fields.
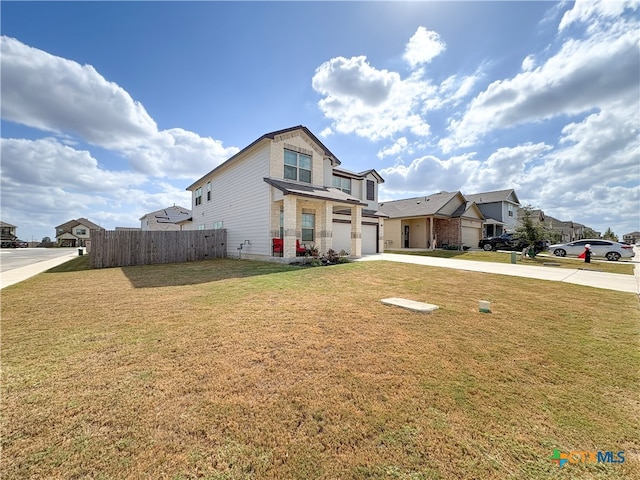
[{"xmin": 404, "ymin": 225, "xmax": 410, "ymax": 248}]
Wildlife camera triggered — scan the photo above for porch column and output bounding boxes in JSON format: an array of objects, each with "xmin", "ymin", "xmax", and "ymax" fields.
[
  {"xmin": 350, "ymin": 205, "xmax": 362, "ymax": 257},
  {"xmin": 283, "ymin": 194, "xmax": 298, "ymax": 259},
  {"xmin": 430, "ymin": 217, "xmax": 435, "ymax": 250},
  {"xmin": 378, "ymin": 217, "xmax": 384, "ymax": 253},
  {"xmin": 319, "ymin": 201, "xmax": 333, "ymax": 254}
]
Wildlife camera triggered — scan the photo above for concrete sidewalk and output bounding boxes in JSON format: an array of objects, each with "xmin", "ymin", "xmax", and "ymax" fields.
[
  {"xmin": 356, "ymin": 253, "xmax": 640, "ymax": 294},
  {"xmin": 0, "ymin": 250, "xmax": 80, "ymax": 290}
]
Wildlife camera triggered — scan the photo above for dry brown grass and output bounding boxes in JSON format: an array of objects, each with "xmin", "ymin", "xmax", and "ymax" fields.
[{"xmin": 2, "ymin": 259, "xmax": 639, "ymax": 479}]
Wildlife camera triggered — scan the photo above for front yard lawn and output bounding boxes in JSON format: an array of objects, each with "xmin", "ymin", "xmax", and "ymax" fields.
[
  {"xmin": 385, "ymin": 249, "xmax": 636, "ymax": 275},
  {"xmin": 2, "ymin": 259, "xmax": 638, "ymax": 479}
]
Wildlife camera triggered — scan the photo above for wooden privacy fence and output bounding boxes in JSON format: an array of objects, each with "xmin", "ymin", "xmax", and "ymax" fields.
[{"xmin": 89, "ymin": 229, "xmax": 227, "ymax": 268}]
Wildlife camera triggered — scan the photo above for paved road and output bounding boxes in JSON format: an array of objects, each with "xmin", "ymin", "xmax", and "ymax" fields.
[{"xmin": 0, "ymin": 248, "xmax": 81, "ymax": 289}]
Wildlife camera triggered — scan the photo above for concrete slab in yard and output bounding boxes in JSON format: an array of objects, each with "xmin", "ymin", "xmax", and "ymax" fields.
[{"xmin": 381, "ymin": 297, "xmax": 439, "ymax": 313}]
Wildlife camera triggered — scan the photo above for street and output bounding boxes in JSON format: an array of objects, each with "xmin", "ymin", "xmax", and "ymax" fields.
[{"xmin": 0, "ymin": 247, "xmax": 80, "ymax": 273}]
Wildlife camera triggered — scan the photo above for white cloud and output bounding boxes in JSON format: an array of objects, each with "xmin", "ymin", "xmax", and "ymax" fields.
[
  {"xmin": 403, "ymin": 27, "xmax": 446, "ymax": 68},
  {"xmin": 1, "ymin": 36, "xmax": 157, "ymax": 150},
  {"xmin": 440, "ymin": 14, "xmax": 640, "ymax": 152},
  {"xmin": 312, "ymin": 55, "xmax": 431, "ymax": 140},
  {"xmin": 559, "ymin": 0, "xmax": 634, "ymax": 31},
  {"xmin": 377, "ymin": 137, "xmax": 409, "ymax": 159},
  {"xmin": 0, "ymin": 137, "xmax": 194, "ymax": 240},
  {"xmin": 0, "ymin": 36, "xmax": 238, "ymax": 179}
]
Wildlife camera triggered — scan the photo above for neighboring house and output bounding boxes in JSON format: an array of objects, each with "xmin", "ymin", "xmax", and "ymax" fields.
[
  {"xmin": 378, "ymin": 191, "xmax": 484, "ymax": 250},
  {"xmin": 465, "ymin": 189, "xmax": 521, "ymax": 237},
  {"xmin": 543, "ymin": 215, "xmax": 585, "ymax": 242},
  {"xmin": 140, "ymin": 205, "xmax": 192, "ymax": 231},
  {"xmin": 623, "ymin": 231, "xmax": 640, "ymax": 244},
  {"xmin": 55, "ymin": 218, "xmax": 104, "ymax": 247},
  {"xmin": 185, "ymin": 125, "xmax": 385, "ymax": 260},
  {"xmin": 1, "ymin": 221, "xmax": 18, "ymax": 247}
]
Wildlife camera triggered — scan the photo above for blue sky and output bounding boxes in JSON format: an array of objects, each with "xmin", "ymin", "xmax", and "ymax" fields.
[{"xmin": 1, "ymin": 1, "xmax": 639, "ymax": 242}]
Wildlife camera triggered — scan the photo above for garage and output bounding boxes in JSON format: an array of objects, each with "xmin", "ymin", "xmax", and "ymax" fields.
[
  {"xmin": 362, "ymin": 223, "xmax": 378, "ymax": 254},
  {"xmin": 461, "ymin": 219, "xmax": 482, "ymax": 249},
  {"xmin": 331, "ymin": 221, "xmax": 379, "ymax": 255}
]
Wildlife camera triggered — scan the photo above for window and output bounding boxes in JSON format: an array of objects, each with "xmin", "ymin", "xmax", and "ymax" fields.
[
  {"xmin": 213, "ymin": 221, "xmax": 223, "ymax": 230},
  {"xmin": 284, "ymin": 150, "xmax": 311, "ymax": 183},
  {"xmin": 76, "ymin": 228, "xmax": 87, "ymax": 235},
  {"xmin": 366, "ymin": 180, "xmax": 375, "ymax": 201},
  {"xmin": 197, "ymin": 224, "xmax": 205, "ymax": 230},
  {"xmin": 301, "ymin": 213, "xmax": 315, "ymax": 242},
  {"xmin": 508, "ymin": 205, "xmax": 514, "ymax": 217},
  {"xmin": 195, "ymin": 187, "xmax": 202, "ymax": 206},
  {"xmin": 279, "ymin": 210, "xmax": 284, "ymax": 239},
  {"xmin": 207, "ymin": 182, "xmax": 211, "ymax": 201},
  {"xmin": 332, "ymin": 176, "xmax": 351, "ymax": 194}
]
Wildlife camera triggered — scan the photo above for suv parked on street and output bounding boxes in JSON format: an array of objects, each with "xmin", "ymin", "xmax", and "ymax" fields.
[{"xmin": 478, "ymin": 233, "xmax": 546, "ymax": 252}]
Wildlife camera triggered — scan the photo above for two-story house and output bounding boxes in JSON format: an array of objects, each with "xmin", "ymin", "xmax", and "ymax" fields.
[
  {"xmin": 465, "ymin": 189, "xmax": 521, "ymax": 237},
  {"xmin": 186, "ymin": 126, "xmax": 385, "ymax": 261},
  {"xmin": 55, "ymin": 218, "xmax": 103, "ymax": 247},
  {"xmin": 139, "ymin": 205, "xmax": 192, "ymax": 231}
]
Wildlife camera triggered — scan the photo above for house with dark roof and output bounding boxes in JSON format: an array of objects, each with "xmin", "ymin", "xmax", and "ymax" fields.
[
  {"xmin": 185, "ymin": 126, "xmax": 385, "ymax": 260},
  {"xmin": 464, "ymin": 189, "xmax": 521, "ymax": 237},
  {"xmin": 55, "ymin": 218, "xmax": 104, "ymax": 247},
  {"xmin": 139, "ymin": 205, "xmax": 192, "ymax": 231},
  {"xmin": 378, "ymin": 191, "xmax": 484, "ymax": 250},
  {"xmin": 1, "ymin": 221, "xmax": 18, "ymax": 247}
]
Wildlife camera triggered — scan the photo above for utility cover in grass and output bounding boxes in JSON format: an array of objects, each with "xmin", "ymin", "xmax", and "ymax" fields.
[{"xmin": 381, "ymin": 298, "xmax": 439, "ymax": 313}]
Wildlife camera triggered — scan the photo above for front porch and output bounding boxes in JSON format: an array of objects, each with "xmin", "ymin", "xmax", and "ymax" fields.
[{"xmin": 269, "ymin": 195, "xmax": 365, "ymax": 260}]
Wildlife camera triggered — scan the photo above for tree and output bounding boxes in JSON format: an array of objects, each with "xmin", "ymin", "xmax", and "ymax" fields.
[
  {"xmin": 515, "ymin": 205, "xmax": 550, "ymax": 256},
  {"xmin": 42, "ymin": 236, "xmax": 51, "ymax": 243},
  {"xmin": 602, "ymin": 227, "xmax": 618, "ymax": 242},
  {"xmin": 581, "ymin": 227, "xmax": 597, "ymax": 239}
]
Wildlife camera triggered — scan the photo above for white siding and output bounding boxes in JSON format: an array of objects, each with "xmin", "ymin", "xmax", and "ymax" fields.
[{"xmin": 192, "ymin": 144, "xmax": 271, "ymax": 257}]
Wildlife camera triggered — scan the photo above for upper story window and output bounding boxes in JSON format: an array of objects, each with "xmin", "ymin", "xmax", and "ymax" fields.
[
  {"xmin": 76, "ymin": 228, "xmax": 87, "ymax": 235},
  {"xmin": 195, "ymin": 187, "xmax": 202, "ymax": 206},
  {"xmin": 366, "ymin": 180, "xmax": 375, "ymax": 201},
  {"xmin": 508, "ymin": 205, "xmax": 514, "ymax": 217},
  {"xmin": 207, "ymin": 182, "xmax": 211, "ymax": 201},
  {"xmin": 332, "ymin": 176, "xmax": 351, "ymax": 194},
  {"xmin": 284, "ymin": 150, "xmax": 311, "ymax": 183}
]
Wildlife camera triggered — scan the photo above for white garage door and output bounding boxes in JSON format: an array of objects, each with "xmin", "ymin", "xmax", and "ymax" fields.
[
  {"xmin": 331, "ymin": 222, "xmax": 378, "ymax": 254},
  {"xmin": 462, "ymin": 227, "xmax": 481, "ymax": 249},
  {"xmin": 362, "ymin": 224, "xmax": 378, "ymax": 254},
  {"xmin": 332, "ymin": 222, "xmax": 351, "ymax": 254}
]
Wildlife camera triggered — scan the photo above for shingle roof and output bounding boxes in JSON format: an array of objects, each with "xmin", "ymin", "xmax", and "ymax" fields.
[
  {"xmin": 465, "ymin": 189, "xmax": 519, "ymax": 205},
  {"xmin": 378, "ymin": 191, "xmax": 460, "ymax": 218},
  {"xmin": 187, "ymin": 126, "xmax": 341, "ymax": 191},
  {"xmin": 264, "ymin": 178, "xmax": 367, "ymax": 206},
  {"xmin": 139, "ymin": 206, "xmax": 192, "ymax": 223}
]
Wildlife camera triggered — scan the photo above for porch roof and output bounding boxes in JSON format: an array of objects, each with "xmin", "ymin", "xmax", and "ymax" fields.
[
  {"xmin": 264, "ymin": 178, "xmax": 367, "ymax": 206},
  {"xmin": 483, "ymin": 217, "xmax": 505, "ymax": 225}
]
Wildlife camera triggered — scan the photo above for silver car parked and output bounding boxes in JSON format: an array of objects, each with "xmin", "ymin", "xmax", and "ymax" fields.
[{"xmin": 549, "ymin": 239, "xmax": 635, "ymax": 261}]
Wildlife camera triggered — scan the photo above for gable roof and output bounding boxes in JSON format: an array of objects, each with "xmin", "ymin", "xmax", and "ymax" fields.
[
  {"xmin": 465, "ymin": 189, "xmax": 520, "ymax": 205},
  {"xmin": 451, "ymin": 201, "xmax": 485, "ymax": 220},
  {"xmin": 1, "ymin": 221, "xmax": 16, "ymax": 228},
  {"xmin": 378, "ymin": 191, "xmax": 462, "ymax": 218},
  {"xmin": 55, "ymin": 217, "xmax": 102, "ymax": 232},
  {"xmin": 333, "ymin": 166, "xmax": 385, "ymax": 184},
  {"xmin": 187, "ymin": 126, "xmax": 341, "ymax": 191},
  {"xmin": 264, "ymin": 178, "xmax": 367, "ymax": 206},
  {"xmin": 139, "ymin": 205, "xmax": 192, "ymax": 223}
]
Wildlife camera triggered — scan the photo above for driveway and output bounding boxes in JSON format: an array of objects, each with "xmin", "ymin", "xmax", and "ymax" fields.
[
  {"xmin": 357, "ymin": 251, "xmax": 640, "ymax": 294},
  {"xmin": 0, "ymin": 248, "xmax": 80, "ymax": 289}
]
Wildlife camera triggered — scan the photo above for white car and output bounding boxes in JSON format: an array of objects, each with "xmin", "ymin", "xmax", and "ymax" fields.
[{"xmin": 549, "ymin": 239, "xmax": 635, "ymax": 261}]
